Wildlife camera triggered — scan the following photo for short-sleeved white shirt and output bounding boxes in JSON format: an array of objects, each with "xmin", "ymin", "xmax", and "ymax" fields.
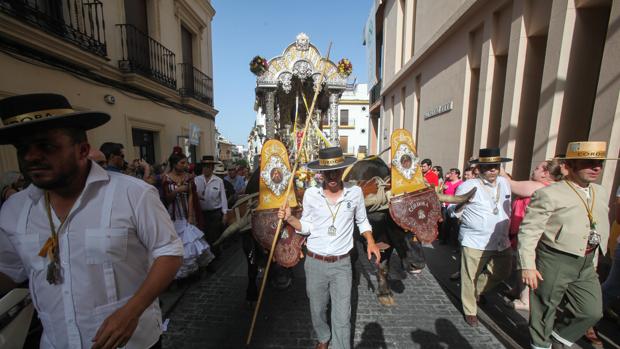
[
  {"xmin": 0, "ymin": 163, "xmax": 183, "ymax": 348},
  {"xmin": 449, "ymin": 176, "xmax": 512, "ymax": 251}
]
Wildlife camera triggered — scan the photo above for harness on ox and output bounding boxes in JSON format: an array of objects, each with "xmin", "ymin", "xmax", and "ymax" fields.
[
  {"xmin": 251, "ymin": 140, "xmax": 305, "ymax": 268},
  {"xmin": 388, "ymin": 129, "xmax": 442, "ymax": 244}
]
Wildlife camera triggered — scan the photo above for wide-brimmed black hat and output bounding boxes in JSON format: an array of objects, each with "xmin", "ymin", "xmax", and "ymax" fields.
[
  {"xmin": 200, "ymin": 155, "xmax": 218, "ymax": 164},
  {"xmin": 0, "ymin": 93, "xmax": 110, "ymax": 145},
  {"xmin": 306, "ymin": 146, "xmax": 357, "ymax": 171},
  {"xmin": 469, "ymin": 148, "xmax": 512, "ymax": 164}
]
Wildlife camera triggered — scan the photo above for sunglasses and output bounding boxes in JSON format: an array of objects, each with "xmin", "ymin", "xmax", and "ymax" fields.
[{"xmin": 478, "ymin": 164, "xmax": 500, "ymax": 172}]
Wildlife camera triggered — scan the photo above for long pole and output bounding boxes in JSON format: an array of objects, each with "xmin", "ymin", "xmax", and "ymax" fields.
[{"xmin": 246, "ymin": 43, "xmax": 333, "ymax": 346}]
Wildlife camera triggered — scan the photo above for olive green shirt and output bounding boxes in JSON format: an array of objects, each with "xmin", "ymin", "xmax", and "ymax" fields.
[{"xmin": 518, "ymin": 181, "xmax": 609, "ymax": 270}]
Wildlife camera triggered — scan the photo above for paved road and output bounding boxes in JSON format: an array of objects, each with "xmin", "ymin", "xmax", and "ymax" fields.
[
  {"xmin": 162, "ymin": 237, "xmax": 505, "ymax": 349},
  {"xmin": 422, "ymin": 242, "xmax": 620, "ymax": 349}
]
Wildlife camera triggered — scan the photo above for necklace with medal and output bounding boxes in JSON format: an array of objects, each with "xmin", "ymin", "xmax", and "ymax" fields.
[
  {"xmin": 324, "ymin": 198, "xmax": 343, "ymax": 236},
  {"xmin": 565, "ymin": 180, "xmax": 600, "ymax": 247},
  {"xmin": 39, "ymin": 191, "xmax": 64, "ymax": 284},
  {"xmin": 479, "ymin": 179, "xmax": 501, "ymax": 215}
]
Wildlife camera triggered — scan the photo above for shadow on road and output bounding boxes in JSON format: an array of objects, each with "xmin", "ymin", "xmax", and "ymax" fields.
[{"xmin": 410, "ymin": 318, "xmax": 474, "ymax": 349}]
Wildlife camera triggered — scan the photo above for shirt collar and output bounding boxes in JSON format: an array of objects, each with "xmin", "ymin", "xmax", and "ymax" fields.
[
  {"xmin": 479, "ymin": 177, "xmax": 498, "ymax": 187},
  {"xmin": 27, "ymin": 161, "xmax": 110, "ymax": 203},
  {"xmin": 318, "ymin": 182, "xmax": 353, "ymax": 200}
]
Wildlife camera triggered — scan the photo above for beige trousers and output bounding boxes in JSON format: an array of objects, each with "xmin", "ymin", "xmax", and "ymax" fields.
[{"xmin": 460, "ymin": 246, "xmax": 512, "ymax": 315}]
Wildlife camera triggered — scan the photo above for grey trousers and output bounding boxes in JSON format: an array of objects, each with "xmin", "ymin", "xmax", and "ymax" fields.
[
  {"xmin": 530, "ymin": 243, "xmax": 602, "ymax": 348},
  {"xmin": 304, "ymin": 254, "xmax": 352, "ymax": 349}
]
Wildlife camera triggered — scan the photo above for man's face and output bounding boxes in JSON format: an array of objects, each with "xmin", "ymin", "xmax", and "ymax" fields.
[
  {"xmin": 478, "ymin": 164, "xmax": 500, "ymax": 182},
  {"xmin": 16, "ymin": 129, "xmax": 88, "ymax": 190},
  {"xmin": 228, "ymin": 168, "xmax": 237, "ymax": 178},
  {"xmin": 110, "ymin": 149, "xmax": 124, "ymax": 168},
  {"xmin": 421, "ymin": 163, "xmax": 431, "ymax": 174},
  {"xmin": 322, "ymin": 168, "xmax": 344, "ymax": 191},
  {"xmin": 203, "ymin": 163, "xmax": 214, "ymax": 176},
  {"xmin": 463, "ymin": 170, "xmax": 474, "ymax": 180},
  {"xmin": 567, "ymin": 159, "xmax": 604, "ymax": 184},
  {"xmin": 449, "ymin": 170, "xmax": 459, "ymax": 181}
]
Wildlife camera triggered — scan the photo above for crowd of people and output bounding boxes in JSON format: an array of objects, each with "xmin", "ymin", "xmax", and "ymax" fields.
[
  {"xmin": 422, "ymin": 145, "xmax": 619, "ymax": 349},
  {"xmin": 0, "ymin": 93, "xmax": 618, "ymax": 349}
]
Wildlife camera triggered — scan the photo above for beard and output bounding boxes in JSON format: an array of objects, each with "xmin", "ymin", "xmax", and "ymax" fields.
[{"xmin": 20, "ymin": 158, "xmax": 78, "ymax": 190}]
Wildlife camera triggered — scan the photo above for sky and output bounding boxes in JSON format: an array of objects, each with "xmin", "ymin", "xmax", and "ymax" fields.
[{"xmin": 211, "ymin": 0, "xmax": 372, "ymax": 145}]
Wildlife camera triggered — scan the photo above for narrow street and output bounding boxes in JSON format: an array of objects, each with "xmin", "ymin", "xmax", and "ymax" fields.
[{"xmin": 162, "ymin": 237, "xmax": 505, "ymax": 349}]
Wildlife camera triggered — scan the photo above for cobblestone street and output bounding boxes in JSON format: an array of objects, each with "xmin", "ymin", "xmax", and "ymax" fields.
[{"xmin": 162, "ymin": 238, "xmax": 505, "ymax": 349}]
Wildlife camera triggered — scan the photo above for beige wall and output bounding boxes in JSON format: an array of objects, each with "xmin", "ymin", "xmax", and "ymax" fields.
[
  {"xmin": 0, "ymin": 0, "xmax": 218, "ymax": 173},
  {"xmin": 413, "ymin": 0, "xmax": 468, "ymax": 58},
  {"xmin": 0, "ymin": 53, "xmax": 215, "ymax": 171},
  {"xmin": 375, "ymin": 0, "xmax": 620, "ymax": 209}
]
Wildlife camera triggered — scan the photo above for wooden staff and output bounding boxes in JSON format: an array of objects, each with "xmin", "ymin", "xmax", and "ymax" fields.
[{"xmin": 246, "ymin": 43, "xmax": 333, "ymax": 346}]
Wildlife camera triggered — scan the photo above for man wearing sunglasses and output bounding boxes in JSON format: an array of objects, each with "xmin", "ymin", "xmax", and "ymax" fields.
[
  {"xmin": 448, "ymin": 148, "xmax": 513, "ymax": 327},
  {"xmin": 100, "ymin": 142, "xmax": 125, "ymax": 173},
  {"xmin": 518, "ymin": 141, "xmax": 616, "ymax": 349}
]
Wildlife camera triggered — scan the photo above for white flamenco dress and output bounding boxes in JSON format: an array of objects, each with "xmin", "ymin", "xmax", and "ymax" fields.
[{"xmin": 165, "ymin": 175, "xmax": 214, "ymax": 279}]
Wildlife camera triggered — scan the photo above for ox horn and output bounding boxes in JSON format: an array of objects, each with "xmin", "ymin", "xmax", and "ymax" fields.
[{"xmin": 436, "ymin": 187, "xmax": 477, "ymax": 204}]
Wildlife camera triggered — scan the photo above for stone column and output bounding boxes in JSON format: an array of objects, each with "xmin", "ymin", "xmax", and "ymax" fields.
[
  {"xmin": 328, "ymin": 91, "xmax": 340, "ymax": 146},
  {"xmin": 265, "ymin": 89, "xmax": 276, "ymax": 139}
]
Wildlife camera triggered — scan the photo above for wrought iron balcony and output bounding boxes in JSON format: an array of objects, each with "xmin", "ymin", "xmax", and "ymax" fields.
[
  {"xmin": 117, "ymin": 24, "xmax": 176, "ymax": 90},
  {"xmin": 0, "ymin": 0, "xmax": 107, "ymax": 57},
  {"xmin": 370, "ymin": 79, "xmax": 382, "ymax": 106},
  {"xmin": 178, "ymin": 63, "xmax": 214, "ymax": 106}
]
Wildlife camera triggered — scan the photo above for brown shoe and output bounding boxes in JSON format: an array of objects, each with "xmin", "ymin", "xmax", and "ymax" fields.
[
  {"xmin": 315, "ymin": 342, "xmax": 328, "ymax": 349},
  {"xmin": 464, "ymin": 315, "xmax": 478, "ymax": 327},
  {"xmin": 584, "ymin": 327, "xmax": 603, "ymax": 347}
]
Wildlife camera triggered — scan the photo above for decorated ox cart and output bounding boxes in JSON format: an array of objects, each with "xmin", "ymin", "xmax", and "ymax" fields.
[{"xmin": 221, "ymin": 34, "xmax": 474, "ymax": 345}]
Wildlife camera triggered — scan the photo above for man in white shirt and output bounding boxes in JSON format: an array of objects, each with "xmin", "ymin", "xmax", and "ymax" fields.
[
  {"xmin": 448, "ymin": 148, "xmax": 512, "ymax": 327},
  {"xmin": 194, "ymin": 155, "xmax": 228, "ymax": 244},
  {"xmin": 279, "ymin": 147, "xmax": 381, "ymax": 349},
  {"xmin": 0, "ymin": 93, "xmax": 183, "ymax": 349},
  {"xmin": 225, "ymin": 165, "xmax": 246, "ymax": 198}
]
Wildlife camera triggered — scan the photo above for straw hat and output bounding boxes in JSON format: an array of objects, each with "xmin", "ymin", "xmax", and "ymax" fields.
[
  {"xmin": 213, "ymin": 162, "xmax": 227, "ymax": 175},
  {"xmin": 557, "ymin": 141, "xmax": 618, "ymax": 160}
]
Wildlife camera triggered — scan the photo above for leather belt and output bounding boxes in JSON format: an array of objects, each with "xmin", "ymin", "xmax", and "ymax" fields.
[{"xmin": 306, "ymin": 250, "xmax": 350, "ymax": 263}]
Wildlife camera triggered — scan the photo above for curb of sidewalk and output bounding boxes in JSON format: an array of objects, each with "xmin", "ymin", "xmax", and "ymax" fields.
[{"xmin": 434, "ymin": 277, "xmax": 524, "ymax": 349}]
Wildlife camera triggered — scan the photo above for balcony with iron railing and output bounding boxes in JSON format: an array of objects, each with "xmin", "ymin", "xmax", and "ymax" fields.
[
  {"xmin": 370, "ymin": 79, "xmax": 382, "ymax": 107},
  {"xmin": 178, "ymin": 63, "xmax": 214, "ymax": 107},
  {"xmin": 117, "ymin": 23, "xmax": 176, "ymax": 90},
  {"xmin": 0, "ymin": 0, "xmax": 107, "ymax": 57}
]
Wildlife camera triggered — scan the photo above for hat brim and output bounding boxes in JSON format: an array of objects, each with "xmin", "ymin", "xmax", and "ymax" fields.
[
  {"xmin": 306, "ymin": 156, "xmax": 357, "ymax": 171},
  {"xmin": 0, "ymin": 111, "xmax": 110, "ymax": 145},
  {"xmin": 469, "ymin": 157, "xmax": 512, "ymax": 164},
  {"xmin": 555, "ymin": 156, "xmax": 619, "ymax": 160}
]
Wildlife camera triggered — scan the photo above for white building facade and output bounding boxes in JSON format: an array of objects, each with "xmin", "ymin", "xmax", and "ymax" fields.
[{"xmin": 327, "ymin": 84, "xmax": 370, "ymax": 156}]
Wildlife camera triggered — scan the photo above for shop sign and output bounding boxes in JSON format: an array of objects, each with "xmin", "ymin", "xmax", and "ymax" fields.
[{"xmin": 423, "ymin": 101, "xmax": 453, "ymax": 119}]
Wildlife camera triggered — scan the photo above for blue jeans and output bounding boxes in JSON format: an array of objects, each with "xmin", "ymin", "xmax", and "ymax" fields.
[
  {"xmin": 304, "ymin": 254, "xmax": 352, "ymax": 349},
  {"xmin": 602, "ymin": 241, "xmax": 620, "ymax": 307}
]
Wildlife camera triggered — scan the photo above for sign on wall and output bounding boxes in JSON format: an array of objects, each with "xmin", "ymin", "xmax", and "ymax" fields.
[
  {"xmin": 189, "ymin": 123, "xmax": 200, "ymax": 145},
  {"xmin": 423, "ymin": 101, "xmax": 453, "ymax": 120}
]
